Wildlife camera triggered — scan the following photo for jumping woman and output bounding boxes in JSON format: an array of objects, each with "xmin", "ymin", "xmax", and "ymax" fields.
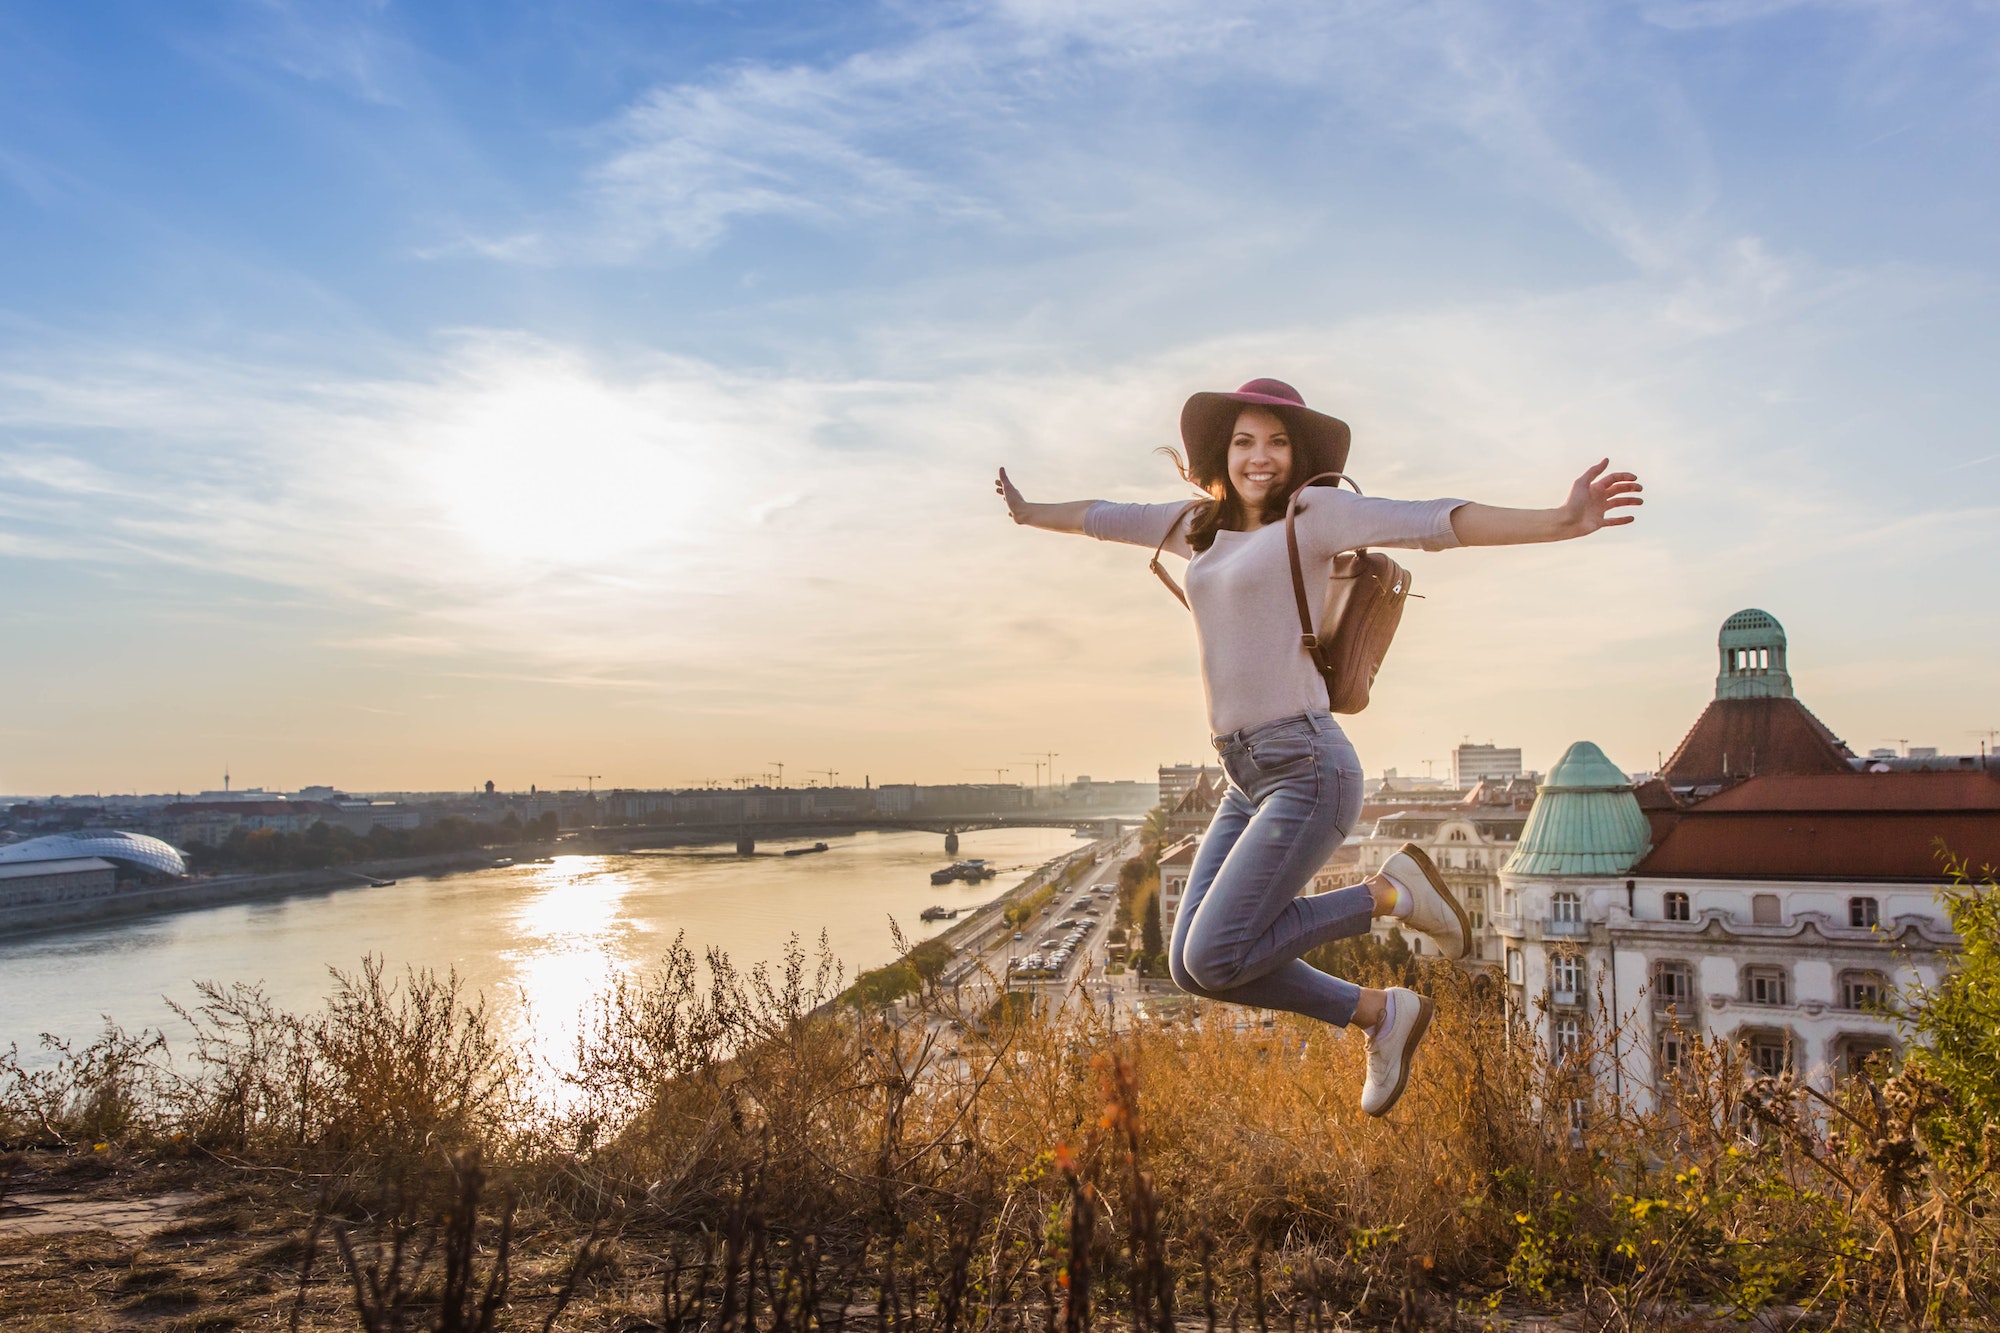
[{"xmin": 996, "ymin": 379, "xmax": 1642, "ymax": 1116}]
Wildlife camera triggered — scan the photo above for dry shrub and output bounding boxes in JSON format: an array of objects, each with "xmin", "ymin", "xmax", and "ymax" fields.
[
  {"xmin": 0, "ymin": 1020, "xmax": 167, "ymax": 1147},
  {"xmin": 3, "ymin": 956, "xmax": 515, "ymax": 1188}
]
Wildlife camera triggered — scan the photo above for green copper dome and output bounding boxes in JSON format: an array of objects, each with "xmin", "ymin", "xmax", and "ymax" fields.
[
  {"xmin": 1503, "ymin": 741, "xmax": 1651, "ymax": 876},
  {"xmin": 1716, "ymin": 607, "xmax": 1792, "ymax": 700}
]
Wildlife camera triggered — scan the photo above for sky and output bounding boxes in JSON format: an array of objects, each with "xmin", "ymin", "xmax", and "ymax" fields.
[{"xmin": 2, "ymin": 0, "xmax": 1997, "ymax": 797}]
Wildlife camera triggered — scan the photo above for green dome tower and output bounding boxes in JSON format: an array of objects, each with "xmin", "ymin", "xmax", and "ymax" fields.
[
  {"xmin": 1716, "ymin": 608, "xmax": 1791, "ymax": 700},
  {"xmin": 1503, "ymin": 741, "xmax": 1651, "ymax": 877}
]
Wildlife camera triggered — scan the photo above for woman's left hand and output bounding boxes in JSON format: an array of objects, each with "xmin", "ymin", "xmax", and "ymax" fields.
[{"xmin": 1561, "ymin": 459, "xmax": 1644, "ymax": 537}]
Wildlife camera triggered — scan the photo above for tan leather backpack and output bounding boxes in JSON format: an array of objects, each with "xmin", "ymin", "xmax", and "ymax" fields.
[{"xmin": 1147, "ymin": 471, "xmax": 1414, "ymax": 714}]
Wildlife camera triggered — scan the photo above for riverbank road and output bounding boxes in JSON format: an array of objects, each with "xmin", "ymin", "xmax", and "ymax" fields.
[{"xmin": 926, "ymin": 832, "xmax": 1154, "ymax": 1028}]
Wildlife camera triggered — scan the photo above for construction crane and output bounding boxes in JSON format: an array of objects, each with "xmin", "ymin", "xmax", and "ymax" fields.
[
  {"xmin": 1029, "ymin": 752, "xmax": 1059, "ymax": 788},
  {"xmin": 965, "ymin": 767, "xmax": 1010, "ymax": 784},
  {"xmin": 559, "ymin": 773, "xmax": 603, "ymax": 795},
  {"xmin": 1880, "ymin": 739, "xmax": 1911, "ymax": 758},
  {"xmin": 768, "ymin": 761, "xmax": 786, "ymax": 788},
  {"xmin": 810, "ymin": 768, "xmax": 839, "ymax": 788},
  {"xmin": 1017, "ymin": 756, "xmax": 1045, "ymax": 789}
]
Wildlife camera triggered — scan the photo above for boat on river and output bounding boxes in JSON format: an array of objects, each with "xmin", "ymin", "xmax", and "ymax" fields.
[
  {"xmin": 920, "ymin": 905, "xmax": 962, "ymax": 921},
  {"xmin": 783, "ymin": 842, "xmax": 831, "ymax": 857}
]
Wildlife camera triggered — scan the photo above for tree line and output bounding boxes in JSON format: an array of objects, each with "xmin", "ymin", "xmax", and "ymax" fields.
[{"xmin": 183, "ymin": 811, "xmax": 560, "ymax": 874}]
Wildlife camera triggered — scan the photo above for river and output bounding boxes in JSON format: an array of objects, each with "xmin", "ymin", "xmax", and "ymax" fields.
[{"xmin": 0, "ymin": 825, "xmax": 1087, "ymax": 1078}]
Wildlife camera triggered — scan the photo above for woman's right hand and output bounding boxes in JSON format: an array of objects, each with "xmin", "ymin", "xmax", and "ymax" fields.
[
  {"xmin": 995, "ymin": 473, "xmax": 1094, "ymax": 533},
  {"xmin": 995, "ymin": 467, "xmax": 1031, "ymax": 523}
]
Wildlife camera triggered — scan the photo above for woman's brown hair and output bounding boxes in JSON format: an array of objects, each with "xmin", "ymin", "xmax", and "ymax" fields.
[{"xmin": 1158, "ymin": 407, "xmax": 1344, "ymax": 553}]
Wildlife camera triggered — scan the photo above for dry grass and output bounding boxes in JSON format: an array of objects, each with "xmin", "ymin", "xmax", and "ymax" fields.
[{"xmin": 6, "ymin": 922, "xmax": 2000, "ymax": 1331}]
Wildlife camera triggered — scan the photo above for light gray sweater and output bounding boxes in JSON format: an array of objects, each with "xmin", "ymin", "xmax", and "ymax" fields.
[{"xmin": 1084, "ymin": 491, "xmax": 1466, "ymax": 736}]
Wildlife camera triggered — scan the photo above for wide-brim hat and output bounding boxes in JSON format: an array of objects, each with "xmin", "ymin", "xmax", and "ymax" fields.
[{"xmin": 1180, "ymin": 378, "xmax": 1351, "ymax": 480}]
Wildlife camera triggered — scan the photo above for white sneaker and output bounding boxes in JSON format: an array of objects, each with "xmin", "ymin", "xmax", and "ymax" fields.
[
  {"xmin": 1382, "ymin": 842, "xmax": 1471, "ymax": 961},
  {"xmin": 1360, "ymin": 986, "xmax": 1434, "ymax": 1118}
]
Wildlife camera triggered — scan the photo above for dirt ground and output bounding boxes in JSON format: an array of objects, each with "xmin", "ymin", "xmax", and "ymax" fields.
[
  {"xmin": 0, "ymin": 1148, "xmax": 624, "ymax": 1332},
  {"xmin": 0, "ymin": 1148, "xmax": 1804, "ymax": 1333}
]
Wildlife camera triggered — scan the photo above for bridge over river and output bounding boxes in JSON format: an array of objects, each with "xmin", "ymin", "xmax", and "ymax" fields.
[{"xmin": 580, "ymin": 812, "xmax": 1149, "ymax": 856}]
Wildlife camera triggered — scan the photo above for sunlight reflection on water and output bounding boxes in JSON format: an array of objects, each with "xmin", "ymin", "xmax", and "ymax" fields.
[
  {"xmin": 501, "ymin": 856, "xmax": 638, "ymax": 1099},
  {"xmin": 0, "ymin": 828, "xmax": 1088, "ymax": 1089}
]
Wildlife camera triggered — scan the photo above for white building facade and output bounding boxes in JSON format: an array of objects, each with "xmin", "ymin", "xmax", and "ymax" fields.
[{"xmin": 1498, "ymin": 844, "xmax": 1950, "ymax": 1103}]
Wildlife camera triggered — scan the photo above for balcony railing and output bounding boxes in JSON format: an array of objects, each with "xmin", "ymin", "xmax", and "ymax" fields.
[{"xmin": 1547, "ymin": 919, "xmax": 1588, "ymax": 937}]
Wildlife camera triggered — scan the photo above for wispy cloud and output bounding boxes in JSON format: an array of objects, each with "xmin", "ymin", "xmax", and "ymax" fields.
[
  {"xmin": 5, "ymin": 232, "xmax": 1983, "ymax": 770},
  {"xmin": 227, "ymin": 0, "xmax": 411, "ymax": 107},
  {"xmin": 559, "ymin": 0, "xmax": 1728, "ymax": 276}
]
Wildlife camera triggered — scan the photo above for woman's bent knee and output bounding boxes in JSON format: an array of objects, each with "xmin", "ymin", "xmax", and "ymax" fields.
[{"xmin": 1181, "ymin": 938, "xmax": 1248, "ymax": 993}]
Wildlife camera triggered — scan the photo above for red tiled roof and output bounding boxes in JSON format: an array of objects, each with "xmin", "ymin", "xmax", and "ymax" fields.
[
  {"xmin": 1660, "ymin": 697, "xmax": 1856, "ymax": 782},
  {"xmin": 1632, "ymin": 778, "xmax": 1681, "ymax": 811},
  {"xmin": 1632, "ymin": 778, "xmax": 1683, "ymax": 849},
  {"xmin": 1172, "ymin": 775, "xmax": 1224, "ymax": 815},
  {"xmin": 1635, "ymin": 811, "xmax": 2000, "ymax": 881},
  {"xmin": 1634, "ymin": 772, "xmax": 2000, "ymax": 881},
  {"xmin": 1693, "ymin": 771, "xmax": 2000, "ymax": 813}
]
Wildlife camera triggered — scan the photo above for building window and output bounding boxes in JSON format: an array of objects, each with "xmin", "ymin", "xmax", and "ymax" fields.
[
  {"xmin": 1835, "ymin": 1035, "xmax": 1895, "ymax": 1078},
  {"xmin": 1744, "ymin": 966, "xmax": 1790, "ymax": 1007},
  {"xmin": 1663, "ymin": 891, "xmax": 1690, "ymax": 922},
  {"xmin": 1752, "ymin": 894, "xmax": 1781, "ymax": 926},
  {"xmin": 1744, "ymin": 1030, "xmax": 1791, "ymax": 1077},
  {"xmin": 1554, "ymin": 1015, "xmax": 1582, "ymax": 1058},
  {"xmin": 1840, "ymin": 970, "xmax": 1889, "ymax": 1012},
  {"xmin": 1659, "ymin": 1033, "xmax": 1687, "ymax": 1075},
  {"xmin": 1849, "ymin": 896, "xmax": 1880, "ymax": 928},
  {"xmin": 1653, "ymin": 960, "xmax": 1694, "ymax": 1013},
  {"xmin": 1448, "ymin": 828, "xmax": 1468, "ymax": 841},
  {"xmin": 1552, "ymin": 953, "xmax": 1585, "ymax": 998},
  {"xmin": 1552, "ymin": 891, "xmax": 1581, "ymax": 923},
  {"xmin": 1506, "ymin": 947, "xmax": 1524, "ymax": 985}
]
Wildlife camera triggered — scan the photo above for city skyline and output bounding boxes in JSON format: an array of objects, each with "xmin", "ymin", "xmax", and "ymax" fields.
[{"xmin": 5, "ymin": 3, "xmax": 1999, "ymax": 793}]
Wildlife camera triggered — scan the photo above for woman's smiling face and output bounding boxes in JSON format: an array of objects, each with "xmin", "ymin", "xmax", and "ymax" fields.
[{"xmin": 1226, "ymin": 406, "xmax": 1293, "ymax": 512}]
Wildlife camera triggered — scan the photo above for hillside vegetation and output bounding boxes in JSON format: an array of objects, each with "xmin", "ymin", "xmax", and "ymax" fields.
[{"xmin": 4, "ymin": 862, "xmax": 1998, "ymax": 1330}]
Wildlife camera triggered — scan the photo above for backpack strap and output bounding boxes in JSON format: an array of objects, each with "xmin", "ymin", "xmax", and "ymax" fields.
[
  {"xmin": 1148, "ymin": 501, "xmax": 1203, "ymax": 611},
  {"xmin": 1283, "ymin": 471, "xmax": 1363, "ymax": 649}
]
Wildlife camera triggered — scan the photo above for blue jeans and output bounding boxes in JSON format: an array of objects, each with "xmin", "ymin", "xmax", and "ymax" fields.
[{"xmin": 1167, "ymin": 710, "xmax": 1373, "ymax": 1027}]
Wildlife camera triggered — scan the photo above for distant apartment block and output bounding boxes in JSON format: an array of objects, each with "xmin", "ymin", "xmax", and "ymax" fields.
[
  {"xmin": 1454, "ymin": 743, "xmax": 1523, "ymax": 787},
  {"xmin": 1157, "ymin": 764, "xmax": 1219, "ymax": 813}
]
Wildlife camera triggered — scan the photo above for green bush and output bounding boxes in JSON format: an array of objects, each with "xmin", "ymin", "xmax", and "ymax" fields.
[
  {"xmin": 1907, "ymin": 854, "xmax": 2000, "ymax": 1136},
  {"xmin": 1004, "ymin": 881, "xmax": 1057, "ymax": 927}
]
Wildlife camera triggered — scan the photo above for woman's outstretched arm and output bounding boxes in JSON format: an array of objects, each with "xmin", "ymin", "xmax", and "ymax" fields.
[
  {"xmin": 1448, "ymin": 459, "xmax": 1643, "ymax": 547},
  {"xmin": 995, "ymin": 467, "xmax": 1095, "ymax": 533}
]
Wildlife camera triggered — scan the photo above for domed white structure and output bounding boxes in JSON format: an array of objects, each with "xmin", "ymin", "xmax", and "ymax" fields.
[{"xmin": 0, "ymin": 830, "xmax": 187, "ymax": 878}]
